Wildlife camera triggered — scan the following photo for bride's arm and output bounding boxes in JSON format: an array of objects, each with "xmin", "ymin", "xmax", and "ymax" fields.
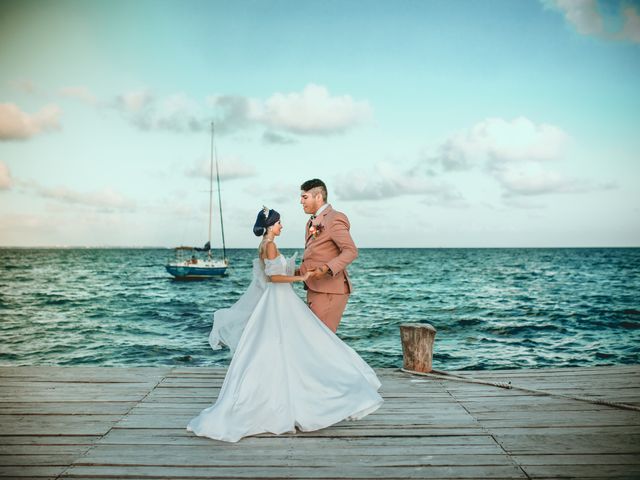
[
  {"xmin": 265, "ymin": 241, "xmax": 310, "ymax": 283},
  {"xmin": 269, "ymin": 272, "xmax": 311, "ymax": 283}
]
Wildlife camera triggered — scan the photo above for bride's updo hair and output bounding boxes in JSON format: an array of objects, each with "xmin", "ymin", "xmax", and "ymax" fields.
[{"xmin": 253, "ymin": 206, "xmax": 280, "ymax": 236}]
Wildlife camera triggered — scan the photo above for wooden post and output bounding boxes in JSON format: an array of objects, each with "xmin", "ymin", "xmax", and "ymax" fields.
[{"xmin": 400, "ymin": 323, "xmax": 437, "ymax": 373}]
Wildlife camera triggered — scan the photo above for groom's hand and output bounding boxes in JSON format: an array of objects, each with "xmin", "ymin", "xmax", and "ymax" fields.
[{"xmin": 311, "ymin": 265, "xmax": 331, "ymax": 278}]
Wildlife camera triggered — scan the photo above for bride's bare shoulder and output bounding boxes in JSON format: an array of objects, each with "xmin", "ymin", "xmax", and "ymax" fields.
[
  {"xmin": 259, "ymin": 239, "xmax": 279, "ymax": 260},
  {"xmin": 265, "ymin": 240, "xmax": 279, "ymax": 260}
]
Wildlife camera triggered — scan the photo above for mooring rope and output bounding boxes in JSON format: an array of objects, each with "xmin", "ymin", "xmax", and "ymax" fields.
[{"xmin": 401, "ymin": 367, "xmax": 640, "ymax": 413}]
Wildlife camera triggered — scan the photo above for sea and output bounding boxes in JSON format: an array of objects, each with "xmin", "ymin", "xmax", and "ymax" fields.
[{"xmin": 1, "ymin": 247, "xmax": 639, "ymax": 371}]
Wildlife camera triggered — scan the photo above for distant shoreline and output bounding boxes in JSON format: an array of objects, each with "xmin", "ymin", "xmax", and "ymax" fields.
[{"xmin": 0, "ymin": 246, "xmax": 639, "ymax": 250}]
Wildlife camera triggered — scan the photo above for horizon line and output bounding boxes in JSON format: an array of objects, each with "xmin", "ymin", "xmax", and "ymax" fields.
[{"xmin": 0, "ymin": 245, "xmax": 638, "ymax": 250}]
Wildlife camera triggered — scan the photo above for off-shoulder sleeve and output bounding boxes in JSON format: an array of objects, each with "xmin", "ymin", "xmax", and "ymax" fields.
[{"xmin": 264, "ymin": 257, "xmax": 287, "ymax": 276}]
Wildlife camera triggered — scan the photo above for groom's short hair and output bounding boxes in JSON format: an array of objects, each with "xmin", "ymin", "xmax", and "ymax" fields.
[{"xmin": 301, "ymin": 179, "xmax": 327, "ymax": 201}]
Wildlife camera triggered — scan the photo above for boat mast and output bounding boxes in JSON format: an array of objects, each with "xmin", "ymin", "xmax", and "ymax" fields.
[
  {"xmin": 208, "ymin": 122, "xmax": 214, "ymax": 260},
  {"xmin": 212, "ymin": 122, "xmax": 227, "ymax": 262}
]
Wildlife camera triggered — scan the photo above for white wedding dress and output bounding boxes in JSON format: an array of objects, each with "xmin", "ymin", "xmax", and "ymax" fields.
[{"xmin": 186, "ymin": 253, "xmax": 383, "ymax": 442}]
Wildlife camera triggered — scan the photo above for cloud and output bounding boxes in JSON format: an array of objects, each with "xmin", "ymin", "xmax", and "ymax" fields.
[
  {"xmin": 22, "ymin": 181, "xmax": 136, "ymax": 211},
  {"xmin": 621, "ymin": 4, "xmax": 640, "ymax": 42},
  {"xmin": 550, "ymin": 0, "xmax": 604, "ymax": 36},
  {"xmin": 186, "ymin": 156, "xmax": 256, "ymax": 181},
  {"xmin": 206, "ymin": 95, "xmax": 259, "ymax": 133},
  {"xmin": 59, "ymin": 86, "xmax": 97, "ymax": 105},
  {"xmin": 429, "ymin": 117, "xmax": 570, "ymax": 171},
  {"xmin": 112, "ymin": 90, "xmax": 205, "ymax": 132},
  {"xmin": 9, "ymin": 79, "xmax": 39, "ymax": 95},
  {"xmin": 208, "ymin": 84, "xmax": 371, "ymax": 136},
  {"xmin": 426, "ymin": 116, "xmax": 616, "ymax": 200},
  {"xmin": 109, "ymin": 84, "xmax": 370, "ymax": 137},
  {"xmin": 492, "ymin": 163, "xmax": 616, "ymax": 197},
  {"xmin": 0, "ymin": 103, "xmax": 62, "ymax": 140},
  {"xmin": 334, "ymin": 161, "xmax": 465, "ymax": 206},
  {"xmin": 262, "ymin": 130, "xmax": 297, "ymax": 145},
  {"xmin": 0, "ymin": 161, "xmax": 12, "ymax": 190},
  {"xmin": 254, "ymin": 84, "xmax": 372, "ymax": 135},
  {"xmin": 114, "ymin": 90, "xmax": 154, "ymax": 113},
  {"xmin": 546, "ymin": 0, "xmax": 640, "ymax": 43}
]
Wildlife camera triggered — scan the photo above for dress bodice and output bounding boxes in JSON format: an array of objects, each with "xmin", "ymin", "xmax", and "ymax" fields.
[
  {"xmin": 264, "ymin": 254, "xmax": 287, "ymax": 276},
  {"xmin": 252, "ymin": 253, "xmax": 297, "ymax": 286}
]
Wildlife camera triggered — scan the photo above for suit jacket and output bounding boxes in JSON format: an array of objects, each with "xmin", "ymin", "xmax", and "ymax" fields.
[{"xmin": 300, "ymin": 204, "xmax": 358, "ymax": 294}]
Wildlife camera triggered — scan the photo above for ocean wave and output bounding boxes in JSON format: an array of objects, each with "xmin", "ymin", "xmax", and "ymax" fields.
[{"xmin": 1, "ymin": 247, "xmax": 639, "ymax": 370}]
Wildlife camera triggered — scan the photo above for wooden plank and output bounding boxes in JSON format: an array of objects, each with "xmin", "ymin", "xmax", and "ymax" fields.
[
  {"xmin": 0, "ymin": 466, "xmax": 66, "ymax": 477},
  {"xmin": 0, "ymin": 444, "xmax": 90, "ymax": 455},
  {"xmin": 0, "ymin": 402, "xmax": 135, "ymax": 415},
  {"xmin": 115, "ymin": 415, "xmax": 480, "ymax": 429},
  {"xmin": 0, "ymin": 436, "xmax": 101, "ymax": 445},
  {"xmin": 0, "ymin": 414, "xmax": 123, "ymax": 436},
  {"xmin": 98, "ymin": 431, "xmax": 498, "ymax": 446},
  {"xmin": 511, "ymin": 454, "xmax": 640, "ymax": 465},
  {"xmin": 81, "ymin": 444, "xmax": 506, "ymax": 457},
  {"xmin": 0, "ymin": 454, "xmax": 79, "ymax": 466},
  {"xmin": 494, "ymin": 433, "xmax": 640, "ymax": 454},
  {"xmin": 60, "ymin": 465, "xmax": 527, "ymax": 479},
  {"xmin": 77, "ymin": 448, "xmax": 519, "ymax": 467},
  {"xmin": 522, "ymin": 464, "xmax": 640, "ymax": 478}
]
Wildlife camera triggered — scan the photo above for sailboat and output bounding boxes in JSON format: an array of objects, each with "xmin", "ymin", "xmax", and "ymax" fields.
[{"xmin": 165, "ymin": 122, "xmax": 229, "ymax": 279}]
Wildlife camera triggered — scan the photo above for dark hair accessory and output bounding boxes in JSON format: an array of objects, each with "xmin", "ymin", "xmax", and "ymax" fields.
[{"xmin": 253, "ymin": 206, "xmax": 280, "ymax": 236}]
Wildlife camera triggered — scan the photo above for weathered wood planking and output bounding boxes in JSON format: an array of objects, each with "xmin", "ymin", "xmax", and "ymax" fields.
[{"xmin": 0, "ymin": 365, "xmax": 638, "ymax": 479}]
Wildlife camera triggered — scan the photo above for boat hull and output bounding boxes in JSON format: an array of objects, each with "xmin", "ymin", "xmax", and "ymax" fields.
[{"xmin": 165, "ymin": 265, "xmax": 227, "ymax": 279}]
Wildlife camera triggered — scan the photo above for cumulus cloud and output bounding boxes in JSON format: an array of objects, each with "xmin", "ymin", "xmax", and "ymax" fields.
[
  {"xmin": 0, "ymin": 103, "xmax": 62, "ymax": 140},
  {"xmin": 427, "ymin": 116, "xmax": 616, "ymax": 200},
  {"xmin": 114, "ymin": 90, "xmax": 154, "ymax": 113},
  {"xmin": 429, "ymin": 117, "xmax": 570, "ymax": 171},
  {"xmin": 39, "ymin": 186, "xmax": 135, "ymax": 210},
  {"xmin": 262, "ymin": 130, "xmax": 297, "ymax": 145},
  {"xmin": 112, "ymin": 90, "xmax": 204, "ymax": 132},
  {"xmin": 492, "ymin": 163, "xmax": 616, "ymax": 197},
  {"xmin": 59, "ymin": 86, "xmax": 97, "ymax": 105},
  {"xmin": 186, "ymin": 156, "xmax": 256, "ymax": 181},
  {"xmin": 20, "ymin": 180, "xmax": 136, "ymax": 211},
  {"xmin": 254, "ymin": 84, "xmax": 372, "ymax": 135},
  {"xmin": 207, "ymin": 84, "xmax": 371, "ymax": 136},
  {"xmin": 0, "ymin": 161, "xmax": 12, "ymax": 190},
  {"xmin": 206, "ymin": 95, "xmax": 259, "ymax": 133},
  {"xmin": 546, "ymin": 0, "xmax": 640, "ymax": 43},
  {"xmin": 550, "ymin": 0, "xmax": 604, "ymax": 36},
  {"xmin": 109, "ymin": 84, "xmax": 370, "ymax": 137},
  {"xmin": 334, "ymin": 161, "xmax": 465, "ymax": 206},
  {"xmin": 621, "ymin": 4, "xmax": 640, "ymax": 42}
]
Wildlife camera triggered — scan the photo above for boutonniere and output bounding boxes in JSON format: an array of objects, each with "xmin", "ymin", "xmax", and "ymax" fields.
[{"xmin": 308, "ymin": 223, "xmax": 324, "ymax": 239}]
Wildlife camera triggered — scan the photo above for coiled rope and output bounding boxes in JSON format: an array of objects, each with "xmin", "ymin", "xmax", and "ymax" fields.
[{"xmin": 401, "ymin": 367, "xmax": 640, "ymax": 413}]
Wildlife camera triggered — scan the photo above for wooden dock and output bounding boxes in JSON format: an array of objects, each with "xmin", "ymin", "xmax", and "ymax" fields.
[{"xmin": 1, "ymin": 365, "xmax": 639, "ymax": 479}]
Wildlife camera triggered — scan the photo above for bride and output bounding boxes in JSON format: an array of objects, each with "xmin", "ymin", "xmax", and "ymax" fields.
[{"xmin": 186, "ymin": 206, "xmax": 383, "ymax": 442}]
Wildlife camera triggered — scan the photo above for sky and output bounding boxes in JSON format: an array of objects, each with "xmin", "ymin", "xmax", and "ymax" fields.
[{"xmin": 0, "ymin": 0, "xmax": 639, "ymax": 248}]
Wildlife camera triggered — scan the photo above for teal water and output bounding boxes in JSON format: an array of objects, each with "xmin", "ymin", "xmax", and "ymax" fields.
[{"xmin": 0, "ymin": 248, "xmax": 639, "ymax": 370}]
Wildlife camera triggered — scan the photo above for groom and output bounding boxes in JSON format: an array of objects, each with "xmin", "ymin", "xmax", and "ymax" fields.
[{"xmin": 298, "ymin": 179, "xmax": 358, "ymax": 333}]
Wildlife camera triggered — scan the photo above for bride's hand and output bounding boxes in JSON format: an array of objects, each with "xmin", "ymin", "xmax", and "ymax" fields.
[{"xmin": 301, "ymin": 271, "xmax": 313, "ymax": 281}]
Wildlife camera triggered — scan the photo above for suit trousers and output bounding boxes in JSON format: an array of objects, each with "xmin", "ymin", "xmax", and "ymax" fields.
[{"xmin": 307, "ymin": 290, "xmax": 349, "ymax": 333}]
